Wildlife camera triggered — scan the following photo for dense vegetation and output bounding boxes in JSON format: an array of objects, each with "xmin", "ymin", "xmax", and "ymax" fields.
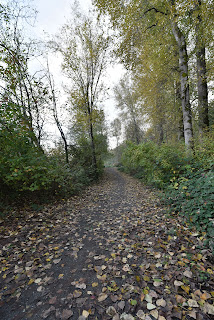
[
  {"xmin": 0, "ymin": 1, "xmax": 108, "ymax": 211},
  {"xmin": 117, "ymin": 131, "xmax": 213, "ymax": 252}
]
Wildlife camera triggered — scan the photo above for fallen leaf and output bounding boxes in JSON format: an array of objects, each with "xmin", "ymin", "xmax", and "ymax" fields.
[
  {"xmin": 122, "ymin": 264, "xmax": 130, "ymax": 272},
  {"xmin": 120, "ymin": 313, "xmax": 135, "ymax": 320},
  {"xmin": 147, "ymin": 303, "xmax": 156, "ymax": 310},
  {"xmin": 188, "ymin": 299, "xmax": 199, "ymax": 308},
  {"xmin": 98, "ymin": 293, "xmax": 108, "ymax": 302},
  {"xmin": 145, "ymin": 294, "xmax": 152, "ymax": 303},
  {"xmin": 130, "ymin": 299, "xmax": 137, "ymax": 306},
  {"xmin": 150, "ymin": 310, "xmax": 158, "ymax": 319},
  {"xmin": 118, "ymin": 301, "xmax": 125, "ymax": 310},
  {"xmin": 188, "ymin": 311, "xmax": 197, "ymax": 319},
  {"xmin": 174, "ymin": 280, "xmax": 184, "ymax": 286},
  {"xmin": 137, "ymin": 310, "xmax": 145, "ymax": 319},
  {"xmin": 183, "ymin": 270, "xmax": 192, "ymax": 278},
  {"xmin": 82, "ymin": 310, "xmax": 89, "ymax": 318},
  {"xmin": 92, "ymin": 282, "xmax": 98, "ymax": 287},
  {"xmin": 202, "ymin": 303, "xmax": 214, "ymax": 315},
  {"xmin": 61, "ymin": 309, "xmax": 73, "ymax": 320},
  {"xmin": 106, "ymin": 306, "xmax": 117, "ymax": 316},
  {"xmin": 156, "ymin": 298, "xmax": 166, "ymax": 307},
  {"xmin": 181, "ymin": 285, "xmax": 190, "ymax": 294},
  {"xmin": 73, "ymin": 290, "xmax": 82, "ymax": 298}
]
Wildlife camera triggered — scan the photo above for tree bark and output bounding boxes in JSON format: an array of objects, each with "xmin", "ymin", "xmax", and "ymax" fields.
[
  {"xmin": 195, "ymin": 1, "xmax": 209, "ymax": 132},
  {"xmin": 171, "ymin": 21, "xmax": 194, "ymax": 151},
  {"xmin": 196, "ymin": 45, "xmax": 209, "ymax": 132},
  {"xmin": 175, "ymin": 81, "xmax": 184, "ymax": 141},
  {"xmin": 88, "ymin": 110, "xmax": 98, "ymax": 178}
]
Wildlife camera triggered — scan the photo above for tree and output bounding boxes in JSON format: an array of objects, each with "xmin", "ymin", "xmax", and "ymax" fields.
[
  {"xmin": 55, "ymin": 6, "xmax": 111, "ymax": 177},
  {"xmin": 195, "ymin": 0, "xmax": 209, "ymax": 133},
  {"xmin": 110, "ymin": 118, "xmax": 122, "ymax": 148},
  {"xmin": 114, "ymin": 73, "xmax": 142, "ymax": 144},
  {"xmin": 93, "ymin": 0, "xmax": 204, "ymax": 150},
  {"xmin": 0, "ymin": 1, "xmax": 49, "ymax": 151},
  {"xmin": 46, "ymin": 60, "xmax": 69, "ymax": 164}
]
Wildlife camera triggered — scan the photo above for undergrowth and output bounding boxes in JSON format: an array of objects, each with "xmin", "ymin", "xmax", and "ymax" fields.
[{"xmin": 120, "ymin": 131, "xmax": 214, "ymax": 253}]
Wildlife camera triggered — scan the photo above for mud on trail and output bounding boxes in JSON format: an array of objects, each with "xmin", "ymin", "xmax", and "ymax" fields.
[{"xmin": 0, "ymin": 168, "xmax": 213, "ymax": 320}]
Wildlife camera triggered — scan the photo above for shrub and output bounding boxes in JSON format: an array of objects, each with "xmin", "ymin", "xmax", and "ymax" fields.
[
  {"xmin": 120, "ymin": 139, "xmax": 214, "ymax": 253},
  {"xmin": 121, "ymin": 141, "xmax": 187, "ymax": 188},
  {"xmin": 164, "ymin": 163, "xmax": 214, "ymax": 253}
]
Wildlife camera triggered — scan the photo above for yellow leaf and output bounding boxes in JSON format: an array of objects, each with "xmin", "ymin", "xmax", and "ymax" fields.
[
  {"xmin": 181, "ymin": 285, "xmax": 190, "ymax": 294},
  {"xmin": 58, "ymin": 274, "xmax": 64, "ymax": 279},
  {"xmin": 143, "ymin": 288, "xmax": 149, "ymax": 295},
  {"xmin": 54, "ymin": 247, "xmax": 59, "ymax": 250},
  {"xmin": 82, "ymin": 310, "xmax": 89, "ymax": 318},
  {"xmin": 143, "ymin": 275, "xmax": 150, "ymax": 281},
  {"xmin": 92, "ymin": 282, "xmax": 98, "ymax": 287},
  {"xmin": 207, "ymin": 269, "xmax": 213, "ymax": 274},
  {"xmin": 178, "ymin": 261, "xmax": 185, "ymax": 267},
  {"xmin": 97, "ymin": 274, "xmax": 106, "ymax": 281},
  {"xmin": 28, "ymin": 279, "xmax": 34, "ymax": 285}
]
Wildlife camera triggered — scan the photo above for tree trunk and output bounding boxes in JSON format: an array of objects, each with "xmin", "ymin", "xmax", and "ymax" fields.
[
  {"xmin": 196, "ymin": 45, "xmax": 209, "ymax": 132},
  {"xmin": 175, "ymin": 81, "xmax": 184, "ymax": 140},
  {"xmin": 87, "ymin": 105, "xmax": 98, "ymax": 177},
  {"xmin": 89, "ymin": 119, "xmax": 98, "ymax": 178},
  {"xmin": 171, "ymin": 21, "xmax": 194, "ymax": 151},
  {"xmin": 195, "ymin": 2, "xmax": 209, "ymax": 132}
]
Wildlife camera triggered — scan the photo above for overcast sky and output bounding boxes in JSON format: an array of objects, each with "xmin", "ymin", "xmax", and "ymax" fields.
[{"xmin": 29, "ymin": 0, "xmax": 124, "ymax": 148}]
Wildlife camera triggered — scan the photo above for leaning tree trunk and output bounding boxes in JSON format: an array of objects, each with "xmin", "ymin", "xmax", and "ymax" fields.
[{"xmin": 171, "ymin": 21, "xmax": 194, "ymax": 151}]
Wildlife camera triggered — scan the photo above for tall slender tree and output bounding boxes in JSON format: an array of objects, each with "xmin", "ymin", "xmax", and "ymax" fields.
[{"xmin": 54, "ymin": 6, "xmax": 110, "ymax": 176}]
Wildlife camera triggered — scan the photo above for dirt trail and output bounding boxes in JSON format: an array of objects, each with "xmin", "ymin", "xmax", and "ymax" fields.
[{"xmin": 0, "ymin": 168, "xmax": 213, "ymax": 320}]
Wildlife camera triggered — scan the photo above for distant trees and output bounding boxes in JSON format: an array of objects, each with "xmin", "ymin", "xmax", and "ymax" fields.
[
  {"xmin": 110, "ymin": 118, "xmax": 121, "ymax": 148},
  {"xmin": 114, "ymin": 74, "xmax": 143, "ymax": 144}
]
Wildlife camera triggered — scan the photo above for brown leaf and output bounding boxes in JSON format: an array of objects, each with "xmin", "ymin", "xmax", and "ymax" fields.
[{"xmin": 62, "ymin": 309, "xmax": 73, "ymax": 320}]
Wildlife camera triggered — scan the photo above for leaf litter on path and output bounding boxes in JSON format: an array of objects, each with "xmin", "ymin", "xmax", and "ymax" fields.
[{"xmin": 0, "ymin": 168, "xmax": 213, "ymax": 319}]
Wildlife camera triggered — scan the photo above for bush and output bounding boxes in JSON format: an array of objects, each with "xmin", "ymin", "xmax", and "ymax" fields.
[
  {"xmin": 121, "ymin": 141, "xmax": 187, "ymax": 188},
  {"xmin": 120, "ymin": 139, "xmax": 214, "ymax": 253},
  {"xmin": 165, "ymin": 163, "xmax": 214, "ymax": 253}
]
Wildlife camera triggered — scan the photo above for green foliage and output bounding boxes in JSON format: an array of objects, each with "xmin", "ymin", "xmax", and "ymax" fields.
[
  {"xmin": 120, "ymin": 139, "xmax": 214, "ymax": 252},
  {"xmin": 165, "ymin": 163, "xmax": 214, "ymax": 253},
  {"xmin": 121, "ymin": 141, "xmax": 187, "ymax": 188},
  {"xmin": 193, "ymin": 127, "xmax": 214, "ymax": 168}
]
